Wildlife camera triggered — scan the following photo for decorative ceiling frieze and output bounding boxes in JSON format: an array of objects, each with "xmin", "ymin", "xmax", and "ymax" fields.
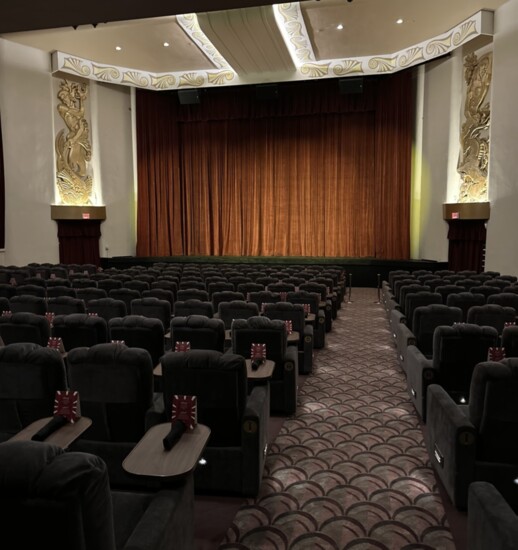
[{"xmin": 51, "ymin": 5, "xmax": 494, "ymax": 91}]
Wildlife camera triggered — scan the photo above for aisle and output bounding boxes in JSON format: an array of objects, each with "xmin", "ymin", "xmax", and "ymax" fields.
[{"xmin": 220, "ymin": 287, "xmax": 457, "ymax": 549}]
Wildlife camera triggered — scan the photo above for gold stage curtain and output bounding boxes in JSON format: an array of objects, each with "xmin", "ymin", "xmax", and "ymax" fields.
[{"xmin": 136, "ymin": 71, "xmax": 412, "ymax": 259}]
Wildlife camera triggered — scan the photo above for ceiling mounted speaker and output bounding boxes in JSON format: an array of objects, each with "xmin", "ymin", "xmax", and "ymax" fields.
[
  {"xmin": 339, "ymin": 77, "xmax": 364, "ymax": 95},
  {"xmin": 178, "ymin": 89, "xmax": 200, "ymax": 105},
  {"xmin": 255, "ymin": 84, "xmax": 279, "ymax": 100}
]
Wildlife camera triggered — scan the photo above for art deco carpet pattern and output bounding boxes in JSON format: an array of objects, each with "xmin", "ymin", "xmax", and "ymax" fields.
[{"xmin": 221, "ymin": 287, "xmax": 456, "ymax": 549}]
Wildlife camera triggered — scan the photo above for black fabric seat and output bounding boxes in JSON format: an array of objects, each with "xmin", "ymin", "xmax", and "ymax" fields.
[
  {"xmin": 170, "ymin": 315, "xmax": 226, "ymax": 352},
  {"xmin": 9, "ymin": 294, "xmax": 47, "ymax": 315},
  {"xmin": 263, "ymin": 301, "xmax": 314, "ymax": 374},
  {"xmin": 426, "ymin": 358, "xmax": 518, "ymax": 510},
  {"xmin": 0, "ymin": 439, "xmax": 196, "ymax": 550},
  {"xmin": 0, "ymin": 343, "xmax": 67, "ymax": 442},
  {"xmin": 108, "ymin": 315, "xmax": 165, "ymax": 367},
  {"xmin": 87, "ymin": 297, "xmax": 127, "ymax": 323},
  {"xmin": 0, "ymin": 312, "xmax": 51, "ymax": 346},
  {"xmin": 66, "ymin": 342, "xmax": 157, "ymax": 490},
  {"xmin": 406, "ymin": 323, "xmax": 499, "ymax": 422},
  {"xmin": 130, "ymin": 296, "xmax": 172, "ymax": 332},
  {"xmin": 52, "ymin": 313, "xmax": 109, "ymax": 351},
  {"xmin": 47, "ymin": 296, "xmax": 87, "ymax": 316},
  {"xmin": 156, "ymin": 349, "xmax": 269, "ymax": 496},
  {"xmin": 231, "ymin": 315, "xmax": 298, "ymax": 415},
  {"xmin": 173, "ymin": 299, "xmax": 214, "ymax": 318}
]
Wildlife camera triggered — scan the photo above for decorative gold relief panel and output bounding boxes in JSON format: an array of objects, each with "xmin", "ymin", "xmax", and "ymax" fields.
[
  {"xmin": 457, "ymin": 52, "xmax": 492, "ymax": 203},
  {"xmin": 55, "ymin": 79, "xmax": 93, "ymax": 205}
]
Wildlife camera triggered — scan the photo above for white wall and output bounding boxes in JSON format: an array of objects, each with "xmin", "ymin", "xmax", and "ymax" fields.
[
  {"xmin": 485, "ymin": 0, "xmax": 518, "ymax": 274},
  {"xmin": 0, "ymin": 39, "xmax": 57, "ymax": 265},
  {"xmin": 0, "ymin": 38, "xmax": 135, "ymax": 267},
  {"xmin": 412, "ymin": 56, "xmax": 454, "ymax": 262}
]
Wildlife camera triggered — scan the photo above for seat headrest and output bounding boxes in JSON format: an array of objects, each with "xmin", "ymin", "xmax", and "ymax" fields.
[{"xmin": 232, "ymin": 315, "xmax": 285, "ymax": 330}]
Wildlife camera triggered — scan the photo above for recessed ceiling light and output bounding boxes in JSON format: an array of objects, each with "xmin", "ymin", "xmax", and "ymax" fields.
[
  {"xmin": 115, "ymin": 46, "xmax": 122, "ymax": 51},
  {"xmin": 163, "ymin": 42, "xmax": 170, "ymax": 47},
  {"xmin": 396, "ymin": 18, "xmax": 404, "ymax": 24},
  {"xmin": 337, "ymin": 23, "xmax": 344, "ymax": 30}
]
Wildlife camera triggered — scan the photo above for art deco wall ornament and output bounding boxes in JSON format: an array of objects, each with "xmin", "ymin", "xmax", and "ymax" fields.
[
  {"xmin": 55, "ymin": 79, "xmax": 93, "ymax": 205},
  {"xmin": 457, "ymin": 52, "xmax": 492, "ymax": 203}
]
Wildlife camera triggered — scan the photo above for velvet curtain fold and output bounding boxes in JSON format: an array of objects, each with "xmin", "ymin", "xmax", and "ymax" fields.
[
  {"xmin": 56, "ymin": 220, "xmax": 101, "ymax": 265},
  {"xmin": 136, "ymin": 72, "xmax": 413, "ymax": 259},
  {"xmin": 447, "ymin": 220, "xmax": 487, "ymax": 272}
]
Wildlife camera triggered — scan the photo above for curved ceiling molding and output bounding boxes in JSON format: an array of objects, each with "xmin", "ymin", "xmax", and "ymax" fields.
[{"xmin": 51, "ymin": 4, "xmax": 494, "ymax": 91}]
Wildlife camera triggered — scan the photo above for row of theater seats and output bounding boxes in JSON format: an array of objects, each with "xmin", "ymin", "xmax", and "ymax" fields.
[
  {"xmin": 383, "ymin": 268, "xmax": 518, "ymax": 524},
  {"xmin": 0, "ymin": 342, "xmax": 268, "ymax": 548}
]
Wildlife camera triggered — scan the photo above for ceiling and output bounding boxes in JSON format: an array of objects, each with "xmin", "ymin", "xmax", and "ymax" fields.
[{"xmin": 0, "ymin": 0, "xmax": 505, "ymax": 92}]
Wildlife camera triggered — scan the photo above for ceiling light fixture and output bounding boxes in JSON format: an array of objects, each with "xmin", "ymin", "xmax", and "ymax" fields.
[
  {"xmin": 163, "ymin": 42, "xmax": 170, "ymax": 47},
  {"xmin": 396, "ymin": 18, "xmax": 404, "ymax": 24},
  {"xmin": 337, "ymin": 24, "xmax": 344, "ymax": 30},
  {"xmin": 115, "ymin": 46, "xmax": 122, "ymax": 51}
]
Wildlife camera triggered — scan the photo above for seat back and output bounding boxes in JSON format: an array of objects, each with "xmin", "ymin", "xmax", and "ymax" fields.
[
  {"xmin": 432, "ymin": 323, "xmax": 499, "ymax": 402},
  {"xmin": 212, "ymin": 290, "xmax": 245, "ymax": 311},
  {"xmin": 446, "ymin": 292, "xmax": 486, "ymax": 322},
  {"xmin": 15, "ymin": 284, "xmax": 46, "ymax": 298},
  {"xmin": 217, "ymin": 300, "xmax": 259, "ymax": 329},
  {"xmin": 46, "ymin": 285, "xmax": 77, "ymax": 298},
  {"xmin": 398, "ymin": 283, "xmax": 428, "ymax": 310},
  {"xmin": 411, "ymin": 304, "xmax": 463, "ymax": 357},
  {"xmin": 469, "ymin": 358, "xmax": 518, "ymax": 463},
  {"xmin": 403, "ymin": 291, "xmax": 443, "ymax": 330},
  {"xmin": 52, "ymin": 313, "xmax": 108, "ymax": 351},
  {"xmin": 96, "ymin": 278, "xmax": 123, "ymax": 292},
  {"xmin": 0, "ymin": 343, "xmax": 67, "ymax": 440},
  {"xmin": 76, "ymin": 287, "xmax": 108, "ymax": 307},
  {"xmin": 173, "ymin": 299, "xmax": 214, "ymax": 318},
  {"xmin": 0, "ymin": 312, "xmax": 51, "ymax": 346},
  {"xmin": 263, "ymin": 302, "xmax": 306, "ymax": 334},
  {"xmin": 108, "ymin": 315, "xmax": 165, "ymax": 365},
  {"xmin": 466, "ymin": 304, "xmax": 517, "ymax": 335},
  {"xmin": 9, "ymin": 294, "xmax": 47, "ymax": 315},
  {"xmin": 170, "ymin": 315, "xmax": 225, "ymax": 352},
  {"xmin": 232, "ymin": 316, "xmax": 287, "ymax": 374},
  {"xmin": 470, "ymin": 285, "xmax": 501, "ymax": 300},
  {"xmin": 87, "ymin": 297, "xmax": 127, "ymax": 323},
  {"xmin": 160, "ymin": 350, "xmax": 247, "ymax": 446},
  {"xmin": 248, "ymin": 290, "xmax": 281, "ymax": 310},
  {"xmin": 108, "ymin": 288, "xmax": 140, "ymax": 313},
  {"xmin": 487, "ymin": 292, "xmax": 518, "ymax": 316},
  {"xmin": 130, "ymin": 297, "xmax": 171, "ymax": 331},
  {"xmin": 67, "ymin": 343, "xmax": 153, "ymax": 443},
  {"xmin": 47, "ymin": 296, "xmax": 86, "ymax": 316},
  {"xmin": 177, "ymin": 288, "xmax": 209, "ymax": 302},
  {"xmin": 123, "ymin": 280, "xmax": 149, "ymax": 294},
  {"xmin": 436, "ymin": 284, "xmax": 466, "ymax": 303}
]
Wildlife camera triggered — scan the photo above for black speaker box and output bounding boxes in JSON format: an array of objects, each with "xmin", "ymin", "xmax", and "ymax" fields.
[
  {"xmin": 255, "ymin": 84, "xmax": 279, "ymax": 100},
  {"xmin": 339, "ymin": 77, "xmax": 364, "ymax": 95},
  {"xmin": 178, "ymin": 89, "xmax": 200, "ymax": 105}
]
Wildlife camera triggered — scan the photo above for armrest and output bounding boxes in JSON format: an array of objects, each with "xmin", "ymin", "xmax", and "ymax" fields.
[
  {"xmin": 242, "ymin": 384, "xmax": 270, "ymax": 496},
  {"xmin": 389, "ymin": 309, "xmax": 406, "ymax": 338},
  {"xmin": 300, "ymin": 324, "xmax": 314, "ymax": 374},
  {"xmin": 468, "ymin": 482, "xmax": 518, "ymax": 550},
  {"xmin": 393, "ymin": 323, "xmax": 415, "ymax": 369},
  {"xmin": 426, "ymin": 384, "xmax": 476, "ymax": 510},
  {"xmin": 405, "ymin": 344, "xmax": 434, "ymax": 419},
  {"xmin": 121, "ymin": 480, "xmax": 195, "ymax": 550}
]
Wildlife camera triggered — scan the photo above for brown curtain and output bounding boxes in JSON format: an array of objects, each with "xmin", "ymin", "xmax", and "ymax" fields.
[
  {"xmin": 136, "ymin": 71, "xmax": 413, "ymax": 259},
  {"xmin": 57, "ymin": 220, "xmax": 101, "ymax": 265},
  {"xmin": 447, "ymin": 220, "xmax": 487, "ymax": 272}
]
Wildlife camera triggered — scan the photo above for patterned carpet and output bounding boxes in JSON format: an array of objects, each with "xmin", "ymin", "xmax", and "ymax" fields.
[{"xmin": 220, "ymin": 287, "xmax": 457, "ymax": 550}]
